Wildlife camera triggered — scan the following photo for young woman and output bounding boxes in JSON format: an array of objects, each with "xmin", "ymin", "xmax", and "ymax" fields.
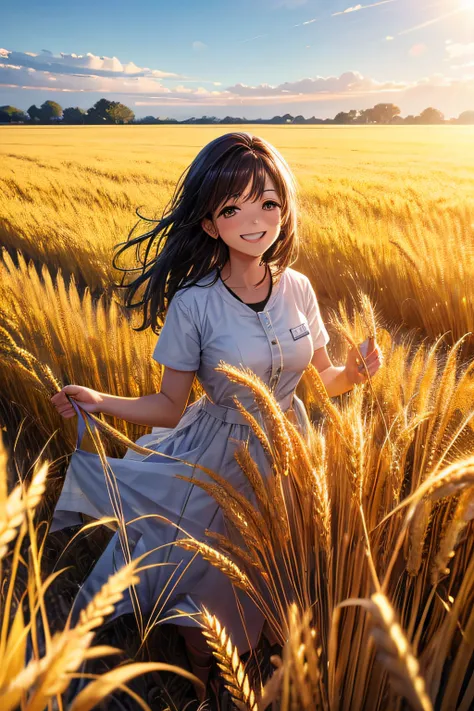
[{"xmin": 50, "ymin": 132, "xmax": 382, "ymax": 691}]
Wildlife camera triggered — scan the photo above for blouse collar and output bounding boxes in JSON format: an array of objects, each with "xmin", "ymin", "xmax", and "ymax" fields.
[{"xmin": 214, "ymin": 265, "xmax": 286, "ymax": 316}]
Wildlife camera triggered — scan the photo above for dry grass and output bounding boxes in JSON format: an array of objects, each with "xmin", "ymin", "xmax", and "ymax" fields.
[{"xmin": 1, "ymin": 125, "xmax": 474, "ymax": 708}]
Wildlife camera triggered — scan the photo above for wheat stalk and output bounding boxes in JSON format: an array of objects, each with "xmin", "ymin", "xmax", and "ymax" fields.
[
  {"xmin": 340, "ymin": 593, "xmax": 433, "ymax": 711},
  {"xmin": 368, "ymin": 593, "xmax": 433, "ymax": 711}
]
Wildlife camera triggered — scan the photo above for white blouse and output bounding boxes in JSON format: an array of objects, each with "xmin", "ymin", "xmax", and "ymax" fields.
[{"xmin": 152, "ymin": 266, "xmax": 330, "ymax": 415}]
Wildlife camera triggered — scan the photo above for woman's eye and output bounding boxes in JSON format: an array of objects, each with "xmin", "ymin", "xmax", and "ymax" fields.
[
  {"xmin": 263, "ymin": 200, "xmax": 280, "ymax": 210},
  {"xmin": 220, "ymin": 200, "xmax": 280, "ymax": 218}
]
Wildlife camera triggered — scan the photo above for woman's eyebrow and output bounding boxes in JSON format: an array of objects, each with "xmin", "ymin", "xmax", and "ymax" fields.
[
  {"xmin": 227, "ymin": 188, "xmax": 277, "ymax": 200},
  {"xmin": 216, "ymin": 188, "xmax": 279, "ymax": 214}
]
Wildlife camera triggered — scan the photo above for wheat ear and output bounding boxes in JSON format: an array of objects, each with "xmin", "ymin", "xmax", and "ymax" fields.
[
  {"xmin": 432, "ymin": 487, "xmax": 474, "ymax": 584},
  {"xmin": 215, "ymin": 362, "xmax": 294, "ymax": 475},
  {"xmin": 200, "ymin": 608, "xmax": 257, "ymax": 711},
  {"xmin": 305, "ymin": 364, "xmax": 345, "ymax": 434},
  {"xmin": 174, "ymin": 538, "xmax": 253, "ymax": 592},
  {"xmin": 2, "ymin": 562, "xmax": 140, "ymax": 706},
  {"xmin": 0, "ymin": 460, "xmax": 48, "ymax": 560}
]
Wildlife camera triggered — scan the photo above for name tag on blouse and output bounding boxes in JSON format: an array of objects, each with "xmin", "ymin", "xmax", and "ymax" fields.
[{"xmin": 290, "ymin": 322, "xmax": 310, "ymax": 341}]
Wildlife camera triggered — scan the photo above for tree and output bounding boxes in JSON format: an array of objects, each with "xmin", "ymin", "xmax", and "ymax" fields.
[
  {"xmin": 370, "ymin": 103, "xmax": 401, "ymax": 124},
  {"xmin": 458, "ymin": 110, "xmax": 474, "ymax": 124},
  {"xmin": 107, "ymin": 102, "xmax": 135, "ymax": 124},
  {"xmin": 63, "ymin": 107, "xmax": 87, "ymax": 124},
  {"xmin": 86, "ymin": 98, "xmax": 134, "ymax": 124},
  {"xmin": 86, "ymin": 98, "xmax": 115, "ymax": 123},
  {"xmin": 355, "ymin": 108, "xmax": 376, "ymax": 124},
  {"xmin": 0, "ymin": 105, "xmax": 27, "ymax": 122},
  {"xmin": 419, "ymin": 107, "xmax": 444, "ymax": 124},
  {"xmin": 27, "ymin": 104, "xmax": 42, "ymax": 121},
  {"xmin": 334, "ymin": 109, "xmax": 357, "ymax": 124},
  {"xmin": 40, "ymin": 100, "xmax": 63, "ymax": 121},
  {"xmin": 138, "ymin": 115, "xmax": 159, "ymax": 124}
]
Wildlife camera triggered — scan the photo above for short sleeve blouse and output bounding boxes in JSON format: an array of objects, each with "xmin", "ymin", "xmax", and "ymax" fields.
[
  {"xmin": 152, "ymin": 293, "xmax": 201, "ymax": 371},
  {"xmin": 304, "ymin": 275, "xmax": 330, "ymax": 350},
  {"xmin": 152, "ymin": 267, "xmax": 329, "ymax": 412}
]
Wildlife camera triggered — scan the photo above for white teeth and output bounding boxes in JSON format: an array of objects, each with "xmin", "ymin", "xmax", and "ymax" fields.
[{"xmin": 241, "ymin": 231, "xmax": 265, "ymax": 242}]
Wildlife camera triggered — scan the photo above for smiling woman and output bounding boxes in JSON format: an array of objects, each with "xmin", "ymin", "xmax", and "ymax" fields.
[
  {"xmin": 201, "ymin": 177, "xmax": 283, "ymax": 261},
  {"xmin": 50, "ymin": 132, "xmax": 309, "ymax": 678}
]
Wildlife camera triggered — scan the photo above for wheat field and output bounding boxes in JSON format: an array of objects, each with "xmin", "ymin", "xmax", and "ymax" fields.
[{"xmin": 0, "ymin": 125, "xmax": 474, "ymax": 710}]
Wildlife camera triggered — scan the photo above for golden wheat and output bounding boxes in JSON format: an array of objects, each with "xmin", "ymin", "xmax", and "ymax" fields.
[
  {"xmin": 174, "ymin": 538, "xmax": 254, "ymax": 592},
  {"xmin": 200, "ymin": 607, "xmax": 258, "ymax": 711},
  {"xmin": 1, "ymin": 125, "xmax": 474, "ymax": 710}
]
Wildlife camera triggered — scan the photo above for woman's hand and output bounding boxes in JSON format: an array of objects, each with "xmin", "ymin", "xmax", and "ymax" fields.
[
  {"xmin": 344, "ymin": 336, "xmax": 384, "ymax": 386},
  {"xmin": 50, "ymin": 385, "xmax": 104, "ymax": 419}
]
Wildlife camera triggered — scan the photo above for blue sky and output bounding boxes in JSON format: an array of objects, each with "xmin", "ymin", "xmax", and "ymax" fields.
[{"xmin": 1, "ymin": 0, "xmax": 474, "ymax": 119}]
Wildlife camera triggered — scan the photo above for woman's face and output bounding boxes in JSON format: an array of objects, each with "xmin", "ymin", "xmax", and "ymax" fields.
[{"xmin": 201, "ymin": 174, "xmax": 282, "ymax": 258}]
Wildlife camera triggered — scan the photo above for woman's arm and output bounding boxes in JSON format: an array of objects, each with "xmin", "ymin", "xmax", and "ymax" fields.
[
  {"xmin": 99, "ymin": 366, "xmax": 196, "ymax": 428},
  {"xmin": 311, "ymin": 340, "xmax": 382, "ymax": 397},
  {"xmin": 311, "ymin": 346, "xmax": 355, "ymax": 397}
]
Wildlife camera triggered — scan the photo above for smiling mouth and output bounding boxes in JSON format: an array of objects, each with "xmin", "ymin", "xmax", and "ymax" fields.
[{"xmin": 240, "ymin": 231, "xmax": 266, "ymax": 242}]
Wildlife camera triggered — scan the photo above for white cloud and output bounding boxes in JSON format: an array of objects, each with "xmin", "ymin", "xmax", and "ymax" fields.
[
  {"xmin": 334, "ymin": 4, "xmax": 362, "ymax": 14},
  {"xmin": 293, "ymin": 17, "xmax": 318, "ymax": 27},
  {"xmin": 225, "ymin": 71, "xmax": 409, "ymax": 99},
  {"xmin": 446, "ymin": 42, "xmax": 474, "ymax": 59},
  {"xmin": 332, "ymin": 0, "xmax": 396, "ymax": 17},
  {"xmin": 1, "ymin": 45, "xmax": 473, "ymax": 117},
  {"xmin": 192, "ymin": 41, "xmax": 207, "ymax": 51},
  {"xmin": 0, "ymin": 48, "xmax": 181, "ymax": 79}
]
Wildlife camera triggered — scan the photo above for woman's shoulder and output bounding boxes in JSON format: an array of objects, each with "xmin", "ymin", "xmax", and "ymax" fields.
[
  {"xmin": 172, "ymin": 269, "xmax": 219, "ymax": 309},
  {"xmin": 282, "ymin": 266, "xmax": 312, "ymax": 293}
]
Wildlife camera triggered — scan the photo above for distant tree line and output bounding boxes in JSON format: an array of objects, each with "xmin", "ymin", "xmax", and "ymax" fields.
[
  {"xmin": 0, "ymin": 99, "xmax": 135, "ymax": 125},
  {"xmin": 1, "ymin": 99, "xmax": 474, "ymax": 125}
]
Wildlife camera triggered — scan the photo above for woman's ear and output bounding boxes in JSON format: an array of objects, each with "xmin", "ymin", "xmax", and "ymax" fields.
[{"xmin": 201, "ymin": 217, "xmax": 219, "ymax": 239}]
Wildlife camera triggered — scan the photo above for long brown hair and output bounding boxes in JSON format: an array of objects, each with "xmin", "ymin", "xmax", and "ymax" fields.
[{"xmin": 112, "ymin": 131, "xmax": 300, "ymax": 333}]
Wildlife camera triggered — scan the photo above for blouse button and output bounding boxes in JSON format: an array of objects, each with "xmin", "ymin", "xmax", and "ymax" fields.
[
  {"xmin": 271, "ymin": 339, "xmax": 277, "ymax": 345},
  {"xmin": 276, "ymin": 367, "xmax": 281, "ymax": 374}
]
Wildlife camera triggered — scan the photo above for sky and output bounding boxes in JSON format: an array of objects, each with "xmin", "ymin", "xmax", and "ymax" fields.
[{"xmin": 1, "ymin": 0, "xmax": 474, "ymax": 120}]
